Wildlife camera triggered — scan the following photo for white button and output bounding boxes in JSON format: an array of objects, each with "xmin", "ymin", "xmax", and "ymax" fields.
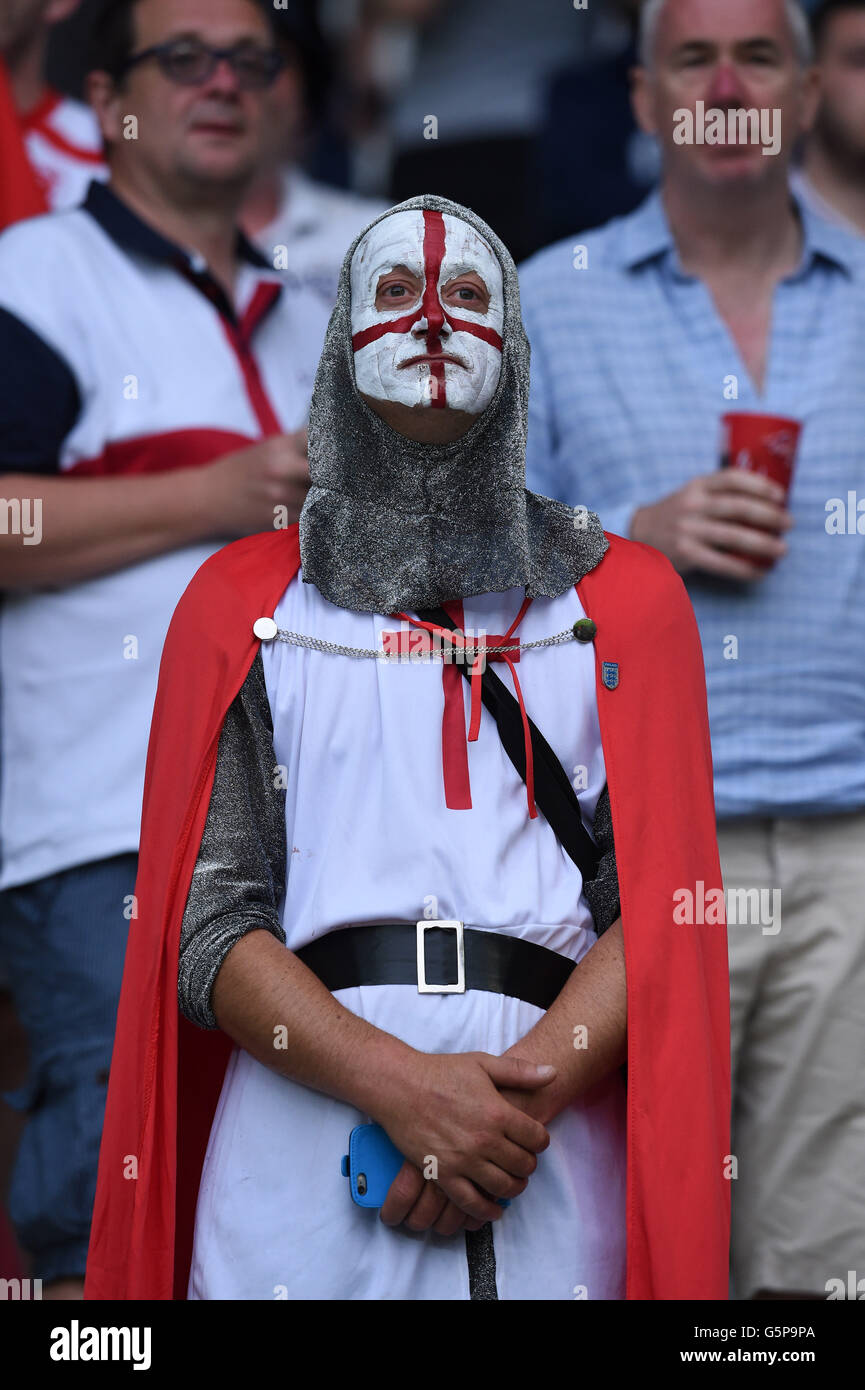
[
  {"xmin": 189, "ymin": 253, "xmax": 207, "ymax": 274},
  {"xmin": 253, "ymin": 617, "xmax": 278, "ymax": 640}
]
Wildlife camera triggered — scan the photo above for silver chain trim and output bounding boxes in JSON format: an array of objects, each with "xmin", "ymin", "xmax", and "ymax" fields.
[{"xmin": 272, "ymin": 626, "xmax": 577, "ymax": 660}]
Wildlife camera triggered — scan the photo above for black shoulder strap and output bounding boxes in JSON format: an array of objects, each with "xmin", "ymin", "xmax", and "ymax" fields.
[{"xmin": 416, "ymin": 605, "xmax": 601, "ymax": 883}]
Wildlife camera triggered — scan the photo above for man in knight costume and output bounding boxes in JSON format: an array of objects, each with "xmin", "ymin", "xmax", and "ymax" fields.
[{"xmin": 85, "ymin": 195, "xmax": 731, "ymax": 1302}]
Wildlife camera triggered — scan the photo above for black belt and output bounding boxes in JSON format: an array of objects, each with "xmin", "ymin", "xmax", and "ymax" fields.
[{"xmin": 294, "ymin": 920, "xmax": 576, "ymax": 1011}]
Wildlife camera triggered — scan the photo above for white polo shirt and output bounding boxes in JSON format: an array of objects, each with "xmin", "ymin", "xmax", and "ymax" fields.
[{"xmin": 0, "ymin": 180, "xmax": 330, "ymax": 890}]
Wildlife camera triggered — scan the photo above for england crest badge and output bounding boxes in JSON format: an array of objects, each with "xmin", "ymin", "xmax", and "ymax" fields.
[{"xmin": 602, "ymin": 661, "xmax": 619, "ymax": 690}]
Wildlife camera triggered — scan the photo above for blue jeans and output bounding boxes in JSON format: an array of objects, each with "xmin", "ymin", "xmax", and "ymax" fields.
[{"xmin": 0, "ymin": 853, "xmax": 136, "ymax": 1282}]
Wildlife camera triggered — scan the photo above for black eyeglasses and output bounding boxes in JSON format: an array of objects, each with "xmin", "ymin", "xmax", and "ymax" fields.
[{"xmin": 119, "ymin": 38, "xmax": 288, "ymax": 90}]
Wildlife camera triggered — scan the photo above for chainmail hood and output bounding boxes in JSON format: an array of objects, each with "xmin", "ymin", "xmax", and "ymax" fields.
[{"xmin": 298, "ymin": 192, "xmax": 607, "ymax": 613}]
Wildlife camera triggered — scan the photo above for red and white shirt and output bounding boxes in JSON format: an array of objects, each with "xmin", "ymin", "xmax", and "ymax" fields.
[
  {"xmin": 0, "ymin": 180, "xmax": 331, "ymax": 889},
  {"xmin": 19, "ymin": 89, "xmax": 106, "ymax": 211}
]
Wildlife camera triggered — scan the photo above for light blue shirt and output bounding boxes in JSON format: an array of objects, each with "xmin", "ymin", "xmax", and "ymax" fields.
[{"xmin": 520, "ymin": 188, "xmax": 865, "ymax": 818}]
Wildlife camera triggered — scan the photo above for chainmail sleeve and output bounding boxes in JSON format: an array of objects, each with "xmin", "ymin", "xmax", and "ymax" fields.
[
  {"xmin": 178, "ymin": 648, "xmax": 287, "ymax": 1031},
  {"xmin": 582, "ymin": 783, "xmax": 620, "ymax": 939}
]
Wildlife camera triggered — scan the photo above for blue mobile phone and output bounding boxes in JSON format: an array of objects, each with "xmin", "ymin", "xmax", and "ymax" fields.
[
  {"xmin": 341, "ymin": 1123, "xmax": 404, "ymax": 1207},
  {"xmin": 341, "ymin": 1123, "xmax": 510, "ymax": 1210}
]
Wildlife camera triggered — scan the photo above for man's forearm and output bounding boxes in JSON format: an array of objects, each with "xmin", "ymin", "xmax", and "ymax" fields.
[
  {"xmin": 500, "ymin": 918, "xmax": 627, "ymax": 1125},
  {"xmin": 210, "ymin": 928, "xmax": 418, "ymax": 1121},
  {"xmin": 0, "ymin": 467, "xmax": 217, "ymax": 588}
]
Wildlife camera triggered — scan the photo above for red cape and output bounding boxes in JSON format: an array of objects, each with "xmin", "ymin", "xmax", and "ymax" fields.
[{"xmin": 85, "ymin": 526, "xmax": 730, "ymax": 1300}]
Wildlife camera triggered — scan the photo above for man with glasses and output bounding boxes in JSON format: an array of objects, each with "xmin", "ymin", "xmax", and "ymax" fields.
[{"xmin": 0, "ymin": 0, "xmax": 331, "ymax": 1299}]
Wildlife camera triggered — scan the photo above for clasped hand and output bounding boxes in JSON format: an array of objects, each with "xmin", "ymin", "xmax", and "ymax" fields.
[{"xmin": 375, "ymin": 1051, "xmax": 556, "ymax": 1238}]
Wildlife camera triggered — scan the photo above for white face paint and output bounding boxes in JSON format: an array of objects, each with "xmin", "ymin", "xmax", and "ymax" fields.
[{"xmin": 349, "ymin": 208, "xmax": 504, "ymax": 415}]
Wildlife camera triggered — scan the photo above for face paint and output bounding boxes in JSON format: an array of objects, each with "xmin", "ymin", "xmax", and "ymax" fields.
[{"xmin": 350, "ymin": 208, "xmax": 504, "ymax": 414}]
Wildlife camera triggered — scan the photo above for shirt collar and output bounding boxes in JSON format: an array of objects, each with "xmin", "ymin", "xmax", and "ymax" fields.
[
  {"xmin": 615, "ymin": 181, "xmax": 856, "ymax": 279},
  {"xmin": 614, "ymin": 187, "xmax": 675, "ymax": 270},
  {"xmin": 789, "ymin": 184, "xmax": 858, "ymax": 278},
  {"xmin": 83, "ymin": 179, "xmax": 272, "ymax": 272}
]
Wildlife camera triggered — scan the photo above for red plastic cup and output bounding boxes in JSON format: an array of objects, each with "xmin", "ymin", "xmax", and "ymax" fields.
[{"xmin": 719, "ymin": 412, "xmax": 802, "ymax": 568}]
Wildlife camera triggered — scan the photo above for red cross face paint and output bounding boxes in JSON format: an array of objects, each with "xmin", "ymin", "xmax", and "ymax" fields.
[{"xmin": 350, "ymin": 209, "xmax": 504, "ymax": 414}]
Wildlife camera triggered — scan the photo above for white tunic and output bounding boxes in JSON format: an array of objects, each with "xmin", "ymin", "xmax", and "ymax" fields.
[{"xmin": 188, "ymin": 572, "xmax": 627, "ymax": 1300}]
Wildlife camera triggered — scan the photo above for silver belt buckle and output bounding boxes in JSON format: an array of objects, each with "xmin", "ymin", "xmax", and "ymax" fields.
[{"xmin": 416, "ymin": 919, "xmax": 465, "ymax": 993}]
